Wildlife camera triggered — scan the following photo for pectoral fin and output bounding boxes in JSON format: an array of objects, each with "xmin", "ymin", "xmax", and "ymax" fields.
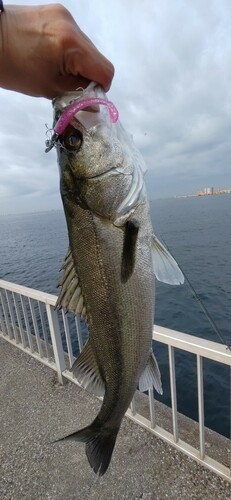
[
  {"xmin": 139, "ymin": 352, "xmax": 163, "ymax": 395},
  {"xmin": 121, "ymin": 220, "xmax": 139, "ymax": 283},
  {"xmin": 56, "ymin": 248, "xmax": 86, "ymax": 318},
  {"xmin": 152, "ymin": 236, "xmax": 184, "ymax": 285},
  {"xmin": 71, "ymin": 340, "xmax": 105, "ymax": 397}
]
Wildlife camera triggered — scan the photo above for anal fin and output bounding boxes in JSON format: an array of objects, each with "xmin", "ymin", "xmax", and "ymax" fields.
[{"xmin": 139, "ymin": 352, "xmax": 163, "ymax": 395}]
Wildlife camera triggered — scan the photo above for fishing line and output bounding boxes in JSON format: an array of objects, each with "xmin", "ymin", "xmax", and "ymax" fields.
[{"xmin": 159, "ymin": 235, "xmax": 231, "ymax": 350}]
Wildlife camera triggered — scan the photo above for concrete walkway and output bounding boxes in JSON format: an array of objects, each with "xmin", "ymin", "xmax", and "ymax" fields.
[{"xmin": 0, "ymin": 336, "xmax": 231, "ymax": 500}]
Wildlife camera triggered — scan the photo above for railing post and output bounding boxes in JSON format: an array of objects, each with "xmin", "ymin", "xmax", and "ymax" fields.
[
  {"xmin": 38, "ymin": 302, "xmax": 50, "ymax": 359},
  {"xmin": 13, "ymin": 293, "xmax": 27, "ymax": 348},
  {"xmin": 0, "ymin": 293, "xmax": 6, "ymax": 335},
  {"xmin": 197, "ymin": 354, "xmax": 205, "ymax": 459},
  {"xmin": 0, "ymin": 289, "xmax": 12, "ymax": 338},
  {"xmin": 29, "ymin": 299, "xmax": 43, "ymax": 357},
  {"xmin": 62, "ymin": 310, "xmax": 75, "ymax": 367},
  {"xmin": 46, "ymin": 303, "xmax": 66, "ymax": 384},
  {"xmin": 21, "ymin": 296, "xmax": 34, "ymax": 352},
  {"xmin": 168, "ymin": 345, "xmax": 179, "ymax": 442},
  {"xmin": 148, "ymin": 388, "xmax": 156, "ymax": 429},
  {"xmin": 6, "ymin": 290, "xmax": 19, "ymax": 343},
  {"xmin": 75, "ymin": 315, "xmax": 83, "ymax": 352},
  {"xmin": 130, "ymin": 398, "xmax": 136, "ymax": 416}
]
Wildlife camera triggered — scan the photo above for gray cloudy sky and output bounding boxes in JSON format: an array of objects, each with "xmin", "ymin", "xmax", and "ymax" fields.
[{"xmin": 1, "ymin": 0, "xmax": 231, "ymax": 214}]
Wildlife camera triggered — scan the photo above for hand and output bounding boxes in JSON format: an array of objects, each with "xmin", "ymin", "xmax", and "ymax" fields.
[{"xmin": 0, "ymin": 4, "xmax": 114, "ymax": 99}]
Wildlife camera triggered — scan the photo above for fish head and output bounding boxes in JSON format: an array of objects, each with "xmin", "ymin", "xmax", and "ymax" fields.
[{"xmin": 53, "ymin": 85, "xmax": 147, "ymax": 221}]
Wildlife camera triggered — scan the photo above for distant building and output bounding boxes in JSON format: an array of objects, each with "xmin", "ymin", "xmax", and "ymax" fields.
[{"xmin": 203, "ymin": 187, "xmax": 214, "ymax": 195}]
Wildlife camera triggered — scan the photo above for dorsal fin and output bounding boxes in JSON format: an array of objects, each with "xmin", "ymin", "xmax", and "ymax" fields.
[{"xmin": 56, "ymin": 248, "xmax": 86, "ymax": 318}]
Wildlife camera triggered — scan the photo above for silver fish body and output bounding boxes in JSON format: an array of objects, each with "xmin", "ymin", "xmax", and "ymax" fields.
[{"xmin": 52, "ymin": 84, "xmax": 183, "ymax": 475}]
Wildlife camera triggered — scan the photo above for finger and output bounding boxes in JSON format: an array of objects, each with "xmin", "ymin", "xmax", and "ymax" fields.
[
  {"xmin": 64, "ymin": 23, "xmax": 114, "ymax": 90},
  {"xmin": 81, "ymin": 54, "xmax": 115, "ymax": 92},
  {"xmin": 65, "ymin": 46, "xmax": 114, "ymax": 92}
]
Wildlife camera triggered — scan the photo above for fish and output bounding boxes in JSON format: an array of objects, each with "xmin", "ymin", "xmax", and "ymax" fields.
[{"xmin": 49, "ymin": 83, "xmax": 184, "ymax": 475}]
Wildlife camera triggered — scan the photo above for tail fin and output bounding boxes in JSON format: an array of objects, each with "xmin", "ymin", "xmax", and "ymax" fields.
[{"xmin": 56, "ymin": 422, "xmax": 119, "ymax": 476}]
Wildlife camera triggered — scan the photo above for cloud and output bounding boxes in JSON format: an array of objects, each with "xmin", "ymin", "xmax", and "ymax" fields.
[
  {"xmin": 0, "ymin": 0, "xmax": 231, "ymax": 212},
  {"xmin": 0, "ymin": 89, "xmax": 59, "ymax": 212}
]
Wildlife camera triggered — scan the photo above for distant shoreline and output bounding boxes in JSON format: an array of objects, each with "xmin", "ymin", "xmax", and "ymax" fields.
[{"xmin": 175, "ymin": 191, "xmax": 231, "ymax": 199}]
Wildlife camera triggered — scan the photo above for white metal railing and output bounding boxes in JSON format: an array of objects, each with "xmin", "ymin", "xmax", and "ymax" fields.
[
  {"xmin": 0, "ymin": 279, "xmax": 230, "ymax": 482},
  {"xmin": 0, "ymin": 279, "xmax": 83, "ymax": 383}
]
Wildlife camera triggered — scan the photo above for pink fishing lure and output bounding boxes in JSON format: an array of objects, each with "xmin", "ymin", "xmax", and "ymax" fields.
[{"xmin": 54, "ymin": 97, "xmax": 119, "ymax": 135}]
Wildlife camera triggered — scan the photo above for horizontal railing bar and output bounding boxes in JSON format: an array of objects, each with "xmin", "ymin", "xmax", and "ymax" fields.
[
  {"xmin": 0, "ymin": 279, "xmax": 57, "ymax": 306},
  {"xmin": 1, "ymin": 279, "xmax": 230, "ymax": 366},
  {"xmin": 153, "ymin": 325, "xmax": 231, "ymax": 366}
]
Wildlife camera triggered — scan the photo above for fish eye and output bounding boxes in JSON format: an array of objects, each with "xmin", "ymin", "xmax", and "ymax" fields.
[{"xmin": 62, "ymin": 126, "xmax": 83, "ymax": 151}]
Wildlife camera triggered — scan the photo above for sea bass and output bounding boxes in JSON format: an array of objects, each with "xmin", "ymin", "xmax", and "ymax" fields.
[{"xmin": 47, "ymin": 83, "xmax": 184, "ymax": 475}]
